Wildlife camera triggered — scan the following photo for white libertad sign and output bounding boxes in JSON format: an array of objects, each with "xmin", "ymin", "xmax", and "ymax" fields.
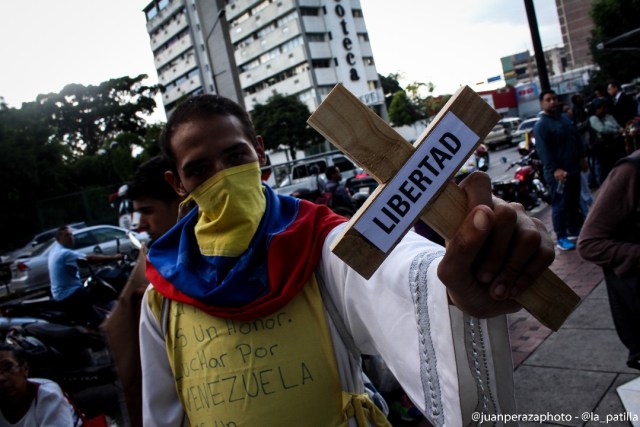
[{"xmin": 353, "ymin": 112, "xmax": 479, "ymax": 252}]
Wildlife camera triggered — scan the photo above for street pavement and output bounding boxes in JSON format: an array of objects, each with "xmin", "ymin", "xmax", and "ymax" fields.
[
  {"xmin": 399, "ymin": 199, "xmax": 639, "ymax": 427},
  {"xmin": 510, "ymin": 203, "xmax": 640, "ymax": 427}
]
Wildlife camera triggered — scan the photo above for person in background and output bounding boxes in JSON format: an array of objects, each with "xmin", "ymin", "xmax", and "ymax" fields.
[
  {"xmin": 0, "ymin": 344, "xmax": 78, "ymax": 426},
  {"xmin": 570, "ymin": 93, "xmax": 594, "ymax": 214},
  {"xmin": 324, "ymin": 165, "xmax": 355, "ymax": 214},
  {"xmin": 48, "ymin": 226, "xmax": 123, "ymax": 325},
  {"xmin": 138, "ymin": 94, "xmax": 555, "ymax": 426},
  {"xmin": 578, "ymin": 149, "xmax": 640, "ymax": 371},
  {"xmin": 534, "ymin": 89, "xmax": 587, "ymax": 251},
  {"xmin": 607, "ymin": 81, "xmax": 638, "ymax": 128},
  {"xmin": 102, "ymin": 156, "xmax": 183, "ymax": 427},
  {"xmin": 589, "ymin": 97, "xmax": 625, "ymax": 184}
]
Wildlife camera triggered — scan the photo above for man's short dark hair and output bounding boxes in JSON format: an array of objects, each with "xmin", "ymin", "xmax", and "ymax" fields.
[
  {"xmin": 325, "ymin": 165, "xmax": 340, "ymax": 180},
  {"xmin": 56, "ymin": 226, "xmax": 70, "ymax": 241},
  {"xmin": 126, "ymin": 156, "xmax": 180, "ymax": 203},
  {"xmin": 539, "ymin": 89, "xmax": 556, "ymax": 102},
  {"xmin": 0, "ymin": 343, "xmax": 28, "ymax": 366},
  {"xmin": 608, "ymin": 81, "xmax": 620, "ymax": 90},
  {"xmin": 159, "ymin": 95, "xmax": 258, "ymax": 171}
]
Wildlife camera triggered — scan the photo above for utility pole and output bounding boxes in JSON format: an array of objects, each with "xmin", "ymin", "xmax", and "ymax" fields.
[{"xmin": 524, "ymin": 0, "xmax": 550, "ymax": 91}]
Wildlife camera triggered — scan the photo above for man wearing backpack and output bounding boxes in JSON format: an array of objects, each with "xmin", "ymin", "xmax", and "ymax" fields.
[{"xmin": 323, "ymin": 165, "xmax": 355, "ymax": 215}]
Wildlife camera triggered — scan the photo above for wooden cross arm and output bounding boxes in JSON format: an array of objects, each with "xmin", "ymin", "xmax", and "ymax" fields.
[{"xmin": 308, "ymin": 84, "xmax": 579, "ymax": 331}]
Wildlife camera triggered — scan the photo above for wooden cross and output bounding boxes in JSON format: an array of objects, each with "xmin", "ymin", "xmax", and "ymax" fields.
[{"xmin": 308, "ymin": 84, "xmax": 580, "ymax": 331}]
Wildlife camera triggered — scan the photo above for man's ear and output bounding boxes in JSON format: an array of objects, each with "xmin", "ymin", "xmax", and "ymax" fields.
[
  {"xmin": 255, "ymin": 135, "xmax": 267, "ymax": 166},
  {"xmin": 165, "ymin": 171, "xmax": 188, "ymax": 197}
]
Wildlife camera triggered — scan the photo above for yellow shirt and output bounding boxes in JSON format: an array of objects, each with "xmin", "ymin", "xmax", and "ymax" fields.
[{"xmin": 148, "ymin": 275, "xmax": 349, "ymax": 426}]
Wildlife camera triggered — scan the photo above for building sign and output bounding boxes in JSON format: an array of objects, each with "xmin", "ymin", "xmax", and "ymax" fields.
[
  {"xmin": 359, "ymin": 90, "xmax": 383, "ymax": 106},
  {"xmin": 333, "ymin": 1, "xmax": 360, "ymax": 81},
  {"xmin": 515, "ymin": 82, "xmax": 539, "ymax": 102},
  {"xmin": 353, "ymin": 112, "xmax": 479, "ymax": 252}
]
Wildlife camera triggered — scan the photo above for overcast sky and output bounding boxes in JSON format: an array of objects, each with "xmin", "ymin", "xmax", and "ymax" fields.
[{"xmin": 0, "ymin": 0, "xmax": 562, "ymax": 122}]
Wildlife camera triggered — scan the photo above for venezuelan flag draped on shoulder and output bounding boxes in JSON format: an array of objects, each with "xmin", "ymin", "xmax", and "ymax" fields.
[{"xmin": 146, "ymin": 184, "xmax": 346, "ymax": 320}]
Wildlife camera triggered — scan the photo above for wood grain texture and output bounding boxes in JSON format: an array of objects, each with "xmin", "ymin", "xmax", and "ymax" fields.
[{"xmin": 308, "ymin": 84, "xmax": 579, "ymax": 331}]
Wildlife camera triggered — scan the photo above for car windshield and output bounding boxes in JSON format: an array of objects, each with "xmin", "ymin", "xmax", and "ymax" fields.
[{"xmin": 518, "ymin": 120, "xmax": 538, "ymax": 131}]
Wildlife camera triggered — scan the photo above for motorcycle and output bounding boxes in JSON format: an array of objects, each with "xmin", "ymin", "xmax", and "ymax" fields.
[
  {"xmin": 491, "ymin": 148, "xmax": 551, "ymax": 211},
  {"xmin": 0, "ymin": 235, "xmax": 143, "ymax": 420},
  {"xmin": 0, "ymin": 235, "xmax": 139, "ymax": 328},
  {"xmin": 454, "ymin": 143, "xmax": 490, "ymax": 184}
]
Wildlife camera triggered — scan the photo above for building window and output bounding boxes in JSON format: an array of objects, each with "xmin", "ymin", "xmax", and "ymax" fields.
[
  {"xmin": 146, "ymin": 6, "xmax": 158, "ymax": 20},
  {"xmin": 300, "ymin": 7, "xmax": 320, "ymax": 16},
  {"xmin": 312, "ymin": 59, "xmax": 332, "ymax": 68},
  {"xmin": 317, "ymin": 86, "xmax": 333, "ymax": 97},
  {"xmin": 298, "ymin": 88, "xmax": 315, "ymax": 101},
  {"xmin": 352, "ymin": 9, "xmax": 363, "ymax": 18},
  {"xmin": 357, "ymin": 33, "xmax": 369, "ymax": 42},
  {"xmin": 158, "ymin": 0, "xmax": 170, "ymax": 11},
  {"xmin": 307, "ymin": 33, "xmax": 326, "ymax": 42},
  {"xmin": 363, "ymin": 57, "xmax": 374, "ymax": 65}
]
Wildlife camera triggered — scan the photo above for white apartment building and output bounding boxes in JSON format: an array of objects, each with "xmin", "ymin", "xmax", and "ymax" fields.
[{"xmin": 143, "ymin": 0, "xmax": 387, "ymax": 118}]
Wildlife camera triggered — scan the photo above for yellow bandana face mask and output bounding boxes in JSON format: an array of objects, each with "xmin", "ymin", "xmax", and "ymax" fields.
[{"xmin": 179, "ymin": 161, "xmax": 266, "ymax": 257}]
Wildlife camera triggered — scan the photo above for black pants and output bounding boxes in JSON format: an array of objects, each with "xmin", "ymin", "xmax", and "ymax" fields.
[
  {"xmin": 59, "ymin": 287, "xmax": 110, "ymax": 327},
  {"xmin": 604, "ymin": 267, "xmax": 640, "ymax": 367}
]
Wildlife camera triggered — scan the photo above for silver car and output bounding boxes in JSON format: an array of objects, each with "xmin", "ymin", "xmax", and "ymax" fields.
[
  {"xmin": 8, "ymin": 225, "xmax": 149, "ymax": 294},
  {"xmin": 483, "ymin": 123, "xmax": 513, "ymax": 150}
]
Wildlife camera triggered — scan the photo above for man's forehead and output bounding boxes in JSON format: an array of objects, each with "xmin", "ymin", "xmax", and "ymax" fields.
[{"xmin": 133, "ymin": 198, "xmax": 164, "ymax": 210}]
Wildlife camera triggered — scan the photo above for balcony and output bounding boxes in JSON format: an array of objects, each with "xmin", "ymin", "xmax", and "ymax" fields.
[
  {"xmin": 226, "ymin": 0, "xmax": 257, "ymax": 22},
  {"xmin": 313, "ymin": 68, "xmax": 338, "ymax": 86},
  {"xmin": 298, "ymin": 0, "xmax": 322, "ymax": 6},
  {"xmin": 158, "ymin": 51, "xmax": 197, "ymax": 85},
  {"xmin": 230, "ymin": 0, "xmax": 296, "ymax": 45},
  {"xmin": 353, "ymin": 17, "xmax": 367, "ymax": 34},
  {"xmin": 301, "ymin": 16, "xmax": 326, "ymax": 33},
  {"xmin": 238, "ymin": 44, "xmax": 307, "ymax": 87},
  {"xmin": 307, "ymin": 41, "xmax": 332, "ymax": 59},
  {"xmin": 150, "ymin": 13, "xmax": 189, "ymax": 51},
  {"xmin": 235, "ymin": 18, "xmax": 303, "ymax": 66},
  {"xmin": 154, "ymin": 34, "xmax": 193, "ymax": 69},
  {"xmin": 146, "ymin": 0, "xmax": 184, "ymax": 33},
  {"xmin": 163, "ymin": 76, "xmax": 203, "ymax": 105},
  {"xmin": 244, "ymin": 70, "xmax": 313, "ymax": 109}
]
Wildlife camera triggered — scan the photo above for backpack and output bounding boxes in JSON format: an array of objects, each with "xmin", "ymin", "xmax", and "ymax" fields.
[{"xmin": 314, "ymin": 189, "xmax": 335, "ymax": 208}]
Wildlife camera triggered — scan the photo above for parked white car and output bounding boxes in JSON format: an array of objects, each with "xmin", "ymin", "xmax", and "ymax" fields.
[{"xmin": 511, "ymin": 117, "xmax": 541, "ymax": 144}]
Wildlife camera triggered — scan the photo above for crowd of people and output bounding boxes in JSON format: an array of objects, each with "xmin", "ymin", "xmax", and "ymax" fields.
[
  {"xmin": 533, "ymin": 82, "xmax": 640, "ymax": 374},
  {"xmin": 2, "ymin": 82, "xmax": 639, "ymax": 426}
]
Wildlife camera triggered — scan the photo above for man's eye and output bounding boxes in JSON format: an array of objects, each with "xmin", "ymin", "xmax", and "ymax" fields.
[
  {"xmin": 189, "ymin": 165, "xmax": 208, "ymax": 177},
  {"xmin": 228, "ymin": 151, "xmax": 250, "ymax": 164}
]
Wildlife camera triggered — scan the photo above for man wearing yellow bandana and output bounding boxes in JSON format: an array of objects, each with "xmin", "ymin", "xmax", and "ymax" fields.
[{"xmin": 140, "ymin": 95, "xmax": 555, "ymax": 426}]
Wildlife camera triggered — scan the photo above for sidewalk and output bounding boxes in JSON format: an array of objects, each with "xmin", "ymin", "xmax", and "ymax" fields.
[{"xmin": 509, "ymin": 205, "xmax": 639, "ymax": 426}]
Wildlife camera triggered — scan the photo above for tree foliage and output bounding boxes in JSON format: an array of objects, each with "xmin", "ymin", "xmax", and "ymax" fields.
[
  {"xmin": 379, "ymin": 72, "xmax": 403, "ymax": 109},
  {"xmin": 250, "ymin": 93, "xmax": 320, "ymax": 160},
  {"xmin": 589, "ymin": 0, "xmax": 640, "ymax": 84},
  {"xmin": 388, "ymin": 91, "xmax": 420, "ymax": 126},
  {"xmin": 384, "ymin": 73, "xmax": 446, "ymax": 126},
  {"xmin": 0, "ymin": 75, "xmax": 163, "ymax": 252},
  {"xmin": 33, "ymin": 74, "xmax": 160, "ymax": 158}
]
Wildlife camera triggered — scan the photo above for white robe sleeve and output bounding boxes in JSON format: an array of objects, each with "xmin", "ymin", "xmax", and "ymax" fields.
[
  {"xmin": 139, "ymin": 287, "xmax": 187, "ymax": 427},
  {"xmin": 317, "ymin": 224, "xmax": 517, "ymax": 427}
]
